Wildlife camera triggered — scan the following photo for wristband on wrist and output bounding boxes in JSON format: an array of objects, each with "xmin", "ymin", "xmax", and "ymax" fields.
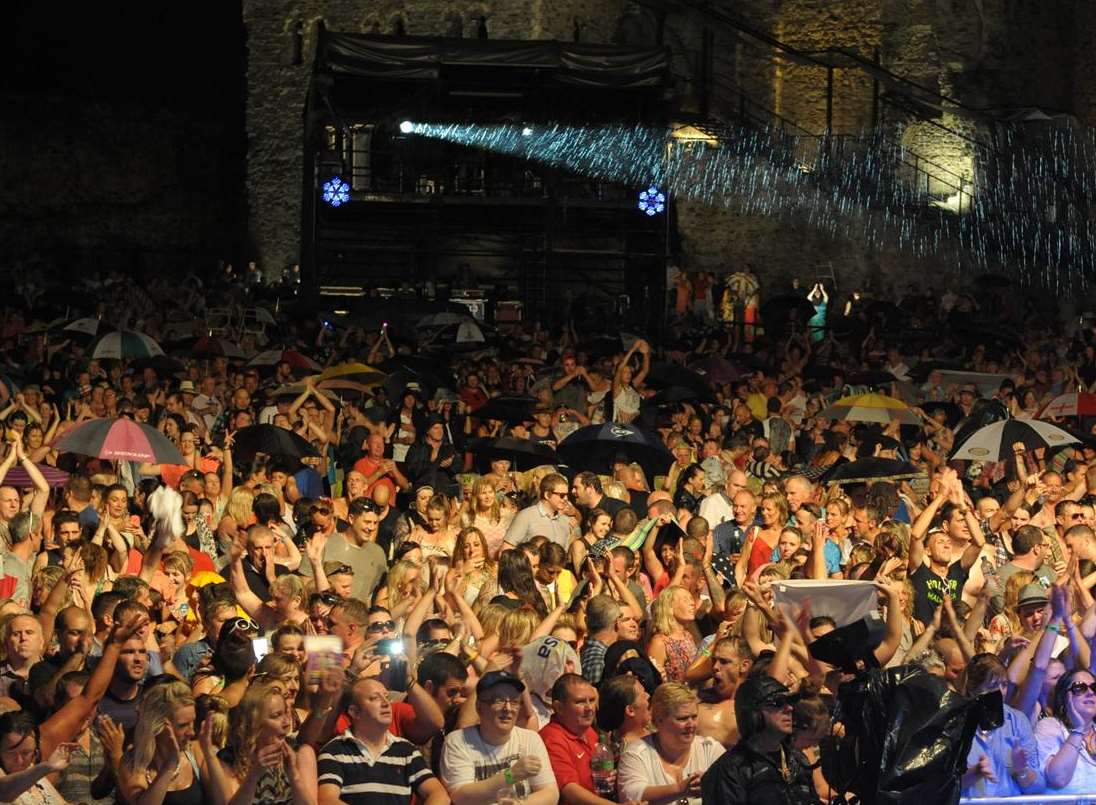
[
  {"xmin": 503, "ymin": 768, "xmax": 516, "ymax": 786},
  {"xmin": 1046, "ymin": 623, "xmax": 1062, "ymax": 635}
]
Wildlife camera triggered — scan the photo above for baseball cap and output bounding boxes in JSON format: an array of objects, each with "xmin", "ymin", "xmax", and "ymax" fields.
[
  {"xmin": 476, "ymin": 670, "xmax": 526, "ymax": 697},
  {"xmin": 1017, "ymin": 582, "xmax": 1049, "ymax": 610}
]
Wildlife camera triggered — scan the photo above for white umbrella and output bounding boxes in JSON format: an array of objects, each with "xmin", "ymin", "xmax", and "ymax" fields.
[
  {"xmin": 951, "ymin": 418, "xmax": 1079, "ymax": 462},
  {"xmin": 64, "ymin": 318, "xmax": 103, "ymax": 337},
  {"xmin": 456, "ymin": 320, "xmax": 485, "ymax": 344},
  {"xmin": 92, "ymin": 330, "xmax": 165, "ymax": 360}
]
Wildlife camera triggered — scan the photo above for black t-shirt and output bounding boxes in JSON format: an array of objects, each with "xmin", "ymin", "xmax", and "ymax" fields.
[
  {"xmin": 585, "ymin": 494, "xmax": 627, "ymax": 520},
  {"xmin": 909, "ymin": 562, "xmax": 969, "ymax": 626},
  {"xmin": 376, "ymin": 507, "xmax": 400, "ymax": 559}
]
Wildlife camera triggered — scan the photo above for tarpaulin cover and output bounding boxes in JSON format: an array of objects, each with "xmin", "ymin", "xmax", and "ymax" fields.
[
  {"xmin": 821, "ymin": 664, "xmax": 1000, "ymax": 805},
  {"xmin": 316, "ymin": 31, "xmax": 669, "ymax": 89}
]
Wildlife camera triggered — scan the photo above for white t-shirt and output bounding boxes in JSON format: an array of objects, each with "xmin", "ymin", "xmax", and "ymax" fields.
[
  {"xmin": 1034, "ymin": 717, "xmax": 1096, "ymax": 795},
  {"xmin": 699, "ymin": 492, "xmax": 734, "ymax": 528},
  {"xmin": 440, "ymin": 725, "xmax": 555, "ymax": 802},
  {"xmin": 618, "ymin": 733, "xmax": 725, "ymax": 805}
]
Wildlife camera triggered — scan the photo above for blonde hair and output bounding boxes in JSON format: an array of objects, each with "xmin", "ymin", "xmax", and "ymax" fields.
[
  {"xmin": 466, "ymin": 478, "xmax": 501, "ymax": 524},
  {"xmin": 269, "ymin": 573, "xmax": 306, "ymax": 610},
  {"xmin": 498, "ymin": 608, "xmax": 540, "ymax": 648},
  {"xmin": 225, "ymin": 487, "xmax": 255, "ymax": 526},
  {"xmin": 453, "ymin": 527, "xmax": 494, "ymax": 570},
  {"xmin": 385, "ymin": 560, "xmax": 424, "ymax": 611},
  {"xmin": 651, "ymin": 681, "xmax": 698, "ymax": 724},
  {"xmin": 650, "ymin": 585, "xmax": 689, "ymax": 638},
  {"xmin": 1004, "ymin": 570, "xmax": 1037, "ymax": 635},
  {"xmin": 228, "ymin": 681, "xmax": 286, "ymax": 777},
  {"xmin": 499, "ymin": 609, "xmax": 541, "ymax": 653},
  {"xmin": 603, "ymin": 480, "xmax": 628, "ymax": 503},
  {"xmin": 129, "ymin": 682, "xmax": 195, "ymax": 773},
  {"xmin": 162, "ymin": 551, "xmax": 194, "ymax": 580},
  {"xmin": 473, "ymin": 602, "xmax": 510, "ymax": 634}
]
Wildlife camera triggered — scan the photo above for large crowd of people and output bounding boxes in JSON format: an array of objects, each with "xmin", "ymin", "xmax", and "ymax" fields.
[{"xmin": 0, "ymin": 269, "xmax": 1093, "ymax": 804}]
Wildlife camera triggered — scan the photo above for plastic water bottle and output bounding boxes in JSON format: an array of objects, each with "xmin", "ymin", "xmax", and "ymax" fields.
[{"xmin": 591, "ymin": 737, "xmax": 616, "ymax": 798}]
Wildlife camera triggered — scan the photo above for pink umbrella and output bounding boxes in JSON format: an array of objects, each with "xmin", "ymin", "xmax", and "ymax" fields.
[
  {"xmin": 54, "ymin": 418, "xmax": 185, "ymax": 464},
  {"xmin": 4, "ymin": 463, "xmax": 69, "ymax": 488}
]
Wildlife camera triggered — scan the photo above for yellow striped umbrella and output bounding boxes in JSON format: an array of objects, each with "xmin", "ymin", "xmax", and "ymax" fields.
[
  {"xmin": 819, "ymin": 393, "xmax": 920, "ymax": 425},
  {"xmin": 316, "ymin": 362, "xmax": 386, "ymax": 385}
]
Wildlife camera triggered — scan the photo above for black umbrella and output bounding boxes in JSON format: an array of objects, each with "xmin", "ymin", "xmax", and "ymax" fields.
[
  {"xmin": 920, "ymin": 400, "xmax": 963, "ymax": 429},
  {"xmin": 232, "ymin": 425, "xmax": 320, "ymax": 461},
  {"xmin": 130, "ymin": 355, "xmax": 186, "ymax": 375},
  {"xmin": 761, "ymin": 294, "xmax": 816, "ymax": 327},
  {"xmin": 556, "ymin": 422, "xmax": 674, "ymax": 482},
  {"xmin": 908, "ymin": 360, "xmax": 963, "ymax": 383},
  {"xmin": 474, "ymin": 395, "xmax": 537, "ymax": 424},
  {"xmin": 692, "ymin": 356, "xmax": 741, "ymax": 385},
  {"xmin": 646, "ymin": 363, "xmax": 712, "ymax": 397},
  {"xmin": 469, "ymin": 437, "xmax": 557, "ymax": 471},
  {"xmin": 820, "ymin": 457, "xmax": 923, "ymax": 486},
  {"xmin": 642, "ymin": 385, "xmax": 717, "ymax": 408}
]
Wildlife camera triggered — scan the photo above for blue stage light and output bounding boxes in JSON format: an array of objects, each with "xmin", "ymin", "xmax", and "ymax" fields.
[
  {"xmin": 638, "ymin": 184, "xmax": 666, "ymax": 216},
  {"xmin": 400, "ymin": 120, "xmax": 414, "ymax": 134},
  {"xmin": 322, "ymin": 177, "xmax": 350, "ymax": 207}
]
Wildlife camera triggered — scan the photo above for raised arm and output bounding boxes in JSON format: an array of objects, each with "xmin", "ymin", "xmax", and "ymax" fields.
[{"xmin": 40, "ymin": 611, "xmax": 149, "ymax": 758}]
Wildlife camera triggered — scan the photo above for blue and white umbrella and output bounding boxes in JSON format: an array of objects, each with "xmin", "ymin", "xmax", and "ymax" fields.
[{"xmin": 92, "ymin": 330, "xmax": 165, "ymax": 360}]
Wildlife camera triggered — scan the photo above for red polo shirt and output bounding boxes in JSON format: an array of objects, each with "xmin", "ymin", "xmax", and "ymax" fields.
[{"xmin": 540, "ymin": 716, "xmax": 598, "ymax": 804}]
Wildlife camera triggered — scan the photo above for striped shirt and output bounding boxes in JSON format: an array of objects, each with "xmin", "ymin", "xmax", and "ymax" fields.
[{"xmin": 318, "ymin": 730, "xmax": 434, "ymax": 805}]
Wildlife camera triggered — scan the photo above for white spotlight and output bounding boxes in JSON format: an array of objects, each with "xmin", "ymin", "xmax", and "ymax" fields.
[
  {"xmin": 521, "ymin": 126, "xmax": 533, "ymax": 137},
  {"xmin": 399, "ymin": 120, "xmax": 414, "ymax": 134}
]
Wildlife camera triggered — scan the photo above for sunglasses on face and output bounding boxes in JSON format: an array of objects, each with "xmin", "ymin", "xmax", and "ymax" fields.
[
  {"xmin": 367, "ymin": 620, "xmax": 396, "ymax": 634},
  {"xmin": 330, "ymin": 564, "xmax": 353, "ymax": 576},
  {"xmin": 1069, "ymin": 682, "xmax": 1096, "ymax": 695},
  {"xmin": 310, "ymin": 592, "xmax": 341, "ymax": 606}
]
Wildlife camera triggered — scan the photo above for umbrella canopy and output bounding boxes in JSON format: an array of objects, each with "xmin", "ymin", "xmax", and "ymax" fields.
[
  {"xmin": 248, "ymin": 349, "xmax": 321, "ymax": 373},
  {"xmin": 951, "ymin": 419, "xmax": 1079, "ymax": 462},
  {"xmin": 474, "ymin": 395, "xmax": 537, "ymax": 424},
  {"xmin": 692, "ymin": 356, "xmax": 741, "ymax": 385},
  {"xmin": 55, "ymin": 418, "xmax": 185, "ymax": 463},
  {"xmin": 4, "ymin": 463, "xmax": 69, "ymax": 489},
  {"xmin": 232, "ymin": 424, "xmax": 320, "ymax": 461},
  {"xmin": 820, "ymin": 457, "xmax": 923, "ymax": 486},
  {"xmin": 646, "ymin": 363, "xmax": 712, "ymax": 397},
  {"xmin": 469, "ymin": 437, "xmax": 557, "ymax": 471},
  {"xmin": 1041, "ymin": 393, "xmax": 1096, "ymax": 419},
  {"xmin": 317, "ymin": 363, "xmax": 385, "ymax": 386},
  {"xmin": 456, "ymin": 320, "xmax": 485, "ymax": 345},
  {"xmin": 191, "ymin": 336, "xmax": 247, "ymax": 359},
  {"xmin": 920, "ymin": 400, "xmax": 963, "ymax": 429},
  {"xmin": 93, "ymin": 330, "xmax": 164, "ymax": 360},
  {"xmin": 761, "ymin": 294, "xmax": 817, "ymax": 328},
  {"xmin": 642, "ymin": 385, "xmax": 716, "ymax": 408},
  {"xmin": 63, "ymin": 317, "xmax": 104, "ymax": 338},
  {"xmin": 315, "ymin": 379, "xmax": 375, "ymax": 399},
  {"xmin": 557, "ymin": 422, "xmax": 674, "ymax": 481},
  {"xmin": 820, "ymin": 393, "xmax": 920, "ymax": 425},
  {"xmin": 417, "ymin": 312, "xmax": 468, "ymax": 329}
]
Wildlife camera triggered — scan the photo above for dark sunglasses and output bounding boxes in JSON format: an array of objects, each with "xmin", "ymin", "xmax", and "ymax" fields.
[
  {"xmin": 367, "ymin": 620, "xmax": 396, "ymax": 634},
  {"xmin": 310, "ymin": 592, "xmax": 341, "ymax": 607},
  {"xmin": 1069, "ymin": 682, "xmax": 1096, "ymax": 695},
  {"xmin": 329, "ymin": 564, "xmax": 354, "ymax": 576}
]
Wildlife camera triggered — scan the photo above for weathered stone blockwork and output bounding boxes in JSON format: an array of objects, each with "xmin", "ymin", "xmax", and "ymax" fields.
[{"xmin": 242, "ymin": 0, "xmax": 1096, "ymax": 294}]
